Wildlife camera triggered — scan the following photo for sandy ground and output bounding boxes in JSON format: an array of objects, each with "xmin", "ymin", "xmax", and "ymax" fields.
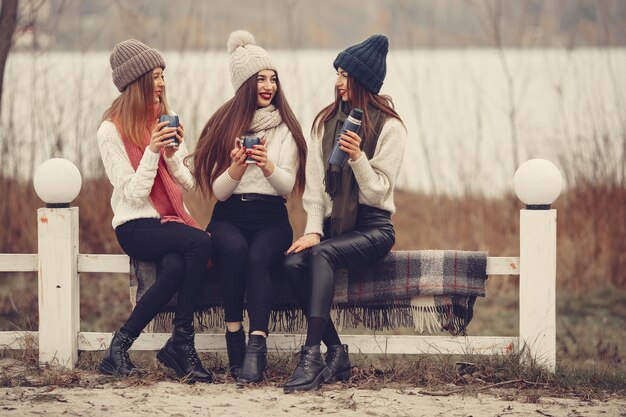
[{"xmin": 0, "ymin": 382, "xmax": 624, "ymax": 417}]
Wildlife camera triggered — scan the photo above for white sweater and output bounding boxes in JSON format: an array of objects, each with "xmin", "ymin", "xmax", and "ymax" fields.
[
  {"xmin": 212, "ymin": 123, "xmax": 299, "ymax": 201},
  {"xmin": 97, "ymin": 120, "xmax": 195, "ymax": 229},
  {"xmin": 302, "ymin": 117, "xmax": 406, "ymax": 237}
]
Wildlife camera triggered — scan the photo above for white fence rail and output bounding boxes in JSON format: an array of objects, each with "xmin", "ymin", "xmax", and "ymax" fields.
[{"xmin": 0, "ymin": 204, "xmax": 557, "ymax": 372}]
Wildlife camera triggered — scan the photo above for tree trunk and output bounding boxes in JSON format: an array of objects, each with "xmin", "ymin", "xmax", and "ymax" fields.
[{"xmin": 0, "ymin": 0, "xmax": 19, "ymax": 116}]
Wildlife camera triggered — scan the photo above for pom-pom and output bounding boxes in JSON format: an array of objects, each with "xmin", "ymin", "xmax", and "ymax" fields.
[{"xmin": 227, "ymin": 30, "xmax": 256, "ymax": 54}]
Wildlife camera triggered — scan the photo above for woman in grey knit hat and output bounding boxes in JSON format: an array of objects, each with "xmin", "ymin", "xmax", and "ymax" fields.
[
  {"xmin": 97, "ymin": 39, "xmax": 213, "ymax": 383},
  {"xmin": 283, "ymin": 34, "xmax": 407, "ymax": 393}
]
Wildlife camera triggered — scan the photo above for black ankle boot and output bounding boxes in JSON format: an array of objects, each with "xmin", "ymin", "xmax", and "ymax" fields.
[
  {"xmin": 100, "ymin": 330, "xmax": 137, "ymax": 376},
  {"xmin": 325, "ymin": 344, "xmax": 351, "ymax": 382},
  {"xmin": 283, "ymin": 345, "xmax": 332, "ymax": 393},
  {"xmin": 225, "ymin": 328, "xmax": 246, "ymax": 378},
  {"xmin": 157, "ymin": 326, "xmax": 213, "ymax": 383},
  {"xmin": 236, "ymin": 334, "xmax": 267, "ymax": 384}
]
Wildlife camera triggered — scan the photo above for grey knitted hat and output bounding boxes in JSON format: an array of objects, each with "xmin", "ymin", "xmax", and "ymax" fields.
[
  {"xmin": 110, "ymin": 39, "xmax": 166, "ymax": 92},
  {"xmin": 227, "ymin": 30, "xmax": 276, "ymax": 92},
  {"xmin": 333, "ymin": 34, "xmax": 388, "ymax": 94}
]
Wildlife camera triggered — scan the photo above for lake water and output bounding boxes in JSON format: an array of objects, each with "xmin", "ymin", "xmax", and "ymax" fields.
[{"xmin": 2, "ymin": 49, "xmax": 625, "ymax": 195}]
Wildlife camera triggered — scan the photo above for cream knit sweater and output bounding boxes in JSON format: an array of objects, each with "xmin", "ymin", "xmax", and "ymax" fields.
[
  {"xmin": 97, "ymin": 120, "xmax": 195, "ymax": 229},
  {"xmin": 302, "ymin": 117, "xmax": 406, "ymax": 237},
  {"xmin": 212, "ymin": 123, "xmax": 298, "ymax": 201}
]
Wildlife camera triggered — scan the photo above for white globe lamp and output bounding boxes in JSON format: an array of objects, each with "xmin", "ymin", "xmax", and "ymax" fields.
[
  {"xmin": 33, "ymin": 158, "xmax": 82, "ymax": 208},
  {"xmin": 514, "ymin": 159, "xmax": 563, "ymax": 209}
]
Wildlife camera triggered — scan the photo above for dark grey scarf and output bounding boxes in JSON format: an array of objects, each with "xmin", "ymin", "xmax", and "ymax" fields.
[{"xmin": 322, "ymin": 104, "xmax": 387, "ymax": 237}]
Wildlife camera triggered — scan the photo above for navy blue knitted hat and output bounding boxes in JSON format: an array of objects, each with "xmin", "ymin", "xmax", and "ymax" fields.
[{"xmin": 333, "ymin": 34, "xmax": 388, "ymax": 94}]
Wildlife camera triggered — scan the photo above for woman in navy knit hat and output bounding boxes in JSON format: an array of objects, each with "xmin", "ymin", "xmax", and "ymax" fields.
[{"xmin": 283, "ymin": 34, "xmax": 407, "ymax": 393}]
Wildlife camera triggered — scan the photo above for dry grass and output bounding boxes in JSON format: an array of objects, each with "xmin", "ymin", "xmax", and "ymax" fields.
[
  {"xmin": 1, "ymin": 176, "xmax": 625, "ymax": 396},
  {"xmin": 1, "ymin": 343, "xmax": 624, "ymax": 400},
  {"xmin": 2, "ymin": 177, "xmax": 625, "ymax": 289}
]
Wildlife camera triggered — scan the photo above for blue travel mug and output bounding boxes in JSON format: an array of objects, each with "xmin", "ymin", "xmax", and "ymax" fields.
[
  {"xmin": 328, "ymin": 108, "xmax": 363, "ymax": 167},
  {"xmin": 241, "ymin": 136, "xmax": 261, "ymax": 164},
  {"xmin": 159, "ymin": 115, "xmax": 180, "ymax": 148}
]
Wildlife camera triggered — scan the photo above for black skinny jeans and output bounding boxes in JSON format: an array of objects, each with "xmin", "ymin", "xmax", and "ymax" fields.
[
  {"xmin": 283, "ymin": 205, "xmax": 395, "ymax": 321},
  {"xmin": 115, "ymin": 218, "xmax": 212, "ymax": 338},
  {"xmin": 207, "ymin": 196, "xmax": 293, "ymax": 335}
]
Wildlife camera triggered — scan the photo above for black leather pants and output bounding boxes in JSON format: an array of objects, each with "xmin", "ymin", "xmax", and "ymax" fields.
[{"xmin": 284, "ymin": 205, "xmax": 395, "ymax": 320}]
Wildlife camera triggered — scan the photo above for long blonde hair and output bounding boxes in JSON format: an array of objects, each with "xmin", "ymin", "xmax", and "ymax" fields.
[{"xmin": 101, "ymin": 69, "xmax": 170, "ymax": 146}]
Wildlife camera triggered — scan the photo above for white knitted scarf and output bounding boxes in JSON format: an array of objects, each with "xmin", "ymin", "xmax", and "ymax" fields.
[{"xmin": 248, "ymin": 105, "xmax": 282, "ymax": 139}]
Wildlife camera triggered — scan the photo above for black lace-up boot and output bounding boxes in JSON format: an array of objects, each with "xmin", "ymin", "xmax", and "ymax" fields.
[
  {"xmin": 324, "ymin": 344, "xmax": 351, "ymax": 382},
  {"xmin": 236, "ymin": 334, "xmax": 267, "ymax": 384},
  {"xmin": 283, "ymin": 345, "xmax": 331, "ymax": 393},
  {"xmin": 225, "ymin": 328, "xmax": 246, "ymax": 378},
  {"xmin": 100, "ymin": 330, "xmax": 138, "ymax": 376},
  {"xmin": 157, "ymin": 326, "xmax": 213, "ymax": 383}
]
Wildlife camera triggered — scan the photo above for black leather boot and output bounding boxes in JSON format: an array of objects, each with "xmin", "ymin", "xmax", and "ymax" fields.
[
  {"xmin": 325, "ymin": 344, "xmax": 351, "ymax": 382},
  {"xmin": 157, "ymin": 326, "xmax": 213, "ymax": 383},
  {"xmin": 283, "ymin": 345, "xmax": 332, "ymax": 393},
  {"xmin": 225, "ymin": 328, "xmax": 246, "ymax": 379},
  {"xmin": 100, "ymin": 330, "xmax": 138, "ymax": 376},
  {"xmin": 236, "ymin": 334, "xmax": 267, "ymax": 384}
]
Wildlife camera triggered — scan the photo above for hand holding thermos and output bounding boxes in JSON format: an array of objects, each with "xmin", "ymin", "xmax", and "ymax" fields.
[
  {"xmin": 149, "ymin": 115, "xmax": 184, "ymax": 155},
  {"xmin": 328, "ymin": 108, "xmax": 363, "ymax": 166}
]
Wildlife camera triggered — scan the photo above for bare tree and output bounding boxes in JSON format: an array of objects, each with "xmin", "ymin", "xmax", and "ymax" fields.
[{"xmin": 0, "ymin": 0, "xmax": 18, "ymax": 116}]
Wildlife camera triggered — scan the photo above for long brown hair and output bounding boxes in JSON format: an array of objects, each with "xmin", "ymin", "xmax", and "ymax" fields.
[
  {"xmin": 101, "ymin": 69, "xmax": 169, "ymax": 146},
  {"xmin": 190, "ymin": 72, "xmax": 307, "ymax": 197},
  {"xmin": 312, "ymin": 75, "xmax": 403, "ymax": 139}
]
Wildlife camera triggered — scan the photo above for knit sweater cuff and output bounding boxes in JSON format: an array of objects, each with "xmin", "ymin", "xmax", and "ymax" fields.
[
  {"xmin": 303, "ymin": 206, "xmax": 326, "ymax": 236},
  {"xmin": 265, "ymin": 168, "xmax": 293, "ymax": 196},
  {"xmin": 164, "ymin": 152, "xmax": 183, "ymax": 171},
  {"xmin": 142, "ymin": 148, "xmax": 161, "ymax": 168},
  {"xmin": 348, "ymin": 152, "xmax": 377, "ymax": 187},
  {"xmin": 213, "ymin": 170, "xmax": 241, "ymax": 201}
]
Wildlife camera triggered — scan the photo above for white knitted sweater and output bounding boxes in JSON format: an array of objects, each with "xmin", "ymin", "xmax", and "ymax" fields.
[
  {"xmin": 97, "ymin": 120, "xmax": 195, "ymax": 229},
  {"xmin": 302, "ymin": 117, "xmax": 406, "ymax": 237},
  {"xmin": 212, "ymin": 123, "xmax": 298, "ymax": 201}
]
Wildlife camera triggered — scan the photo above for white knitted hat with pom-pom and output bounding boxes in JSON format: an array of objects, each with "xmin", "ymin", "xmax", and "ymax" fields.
[{"xmin": 228, "ymin": 30, "xmax": 276, "ymax": 92}]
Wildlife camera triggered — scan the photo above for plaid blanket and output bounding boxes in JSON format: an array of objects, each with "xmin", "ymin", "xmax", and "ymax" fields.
[{"xmin": 130, "ymin": 250, "xmax": 487, "ymax": 335}]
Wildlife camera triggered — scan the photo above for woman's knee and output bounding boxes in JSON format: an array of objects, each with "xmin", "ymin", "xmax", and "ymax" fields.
[
  {"xmin": 283, "ymin": 251, "xmax": 308, "ymax": 278},
  {"xmin": 212, "ymin": 235, "xmax": 248, "ymax": 260},
  {"xmin": 159, "ymin": 253, "xmax": 185, "ymax": 284},
  {"xmin": 189, "ymin": 233, "xmax": 213, "ymax": 260},
  {"xmin": 310, "ymin": 244, "xmax": 334, "ymax": 265}
]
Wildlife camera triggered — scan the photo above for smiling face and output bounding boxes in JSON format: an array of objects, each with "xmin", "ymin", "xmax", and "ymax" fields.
[
  {"xmin": 256, "ymin": 69, "xmax": 277, "ymax": 108},
  {"xmin": 335, "ymin": 67, "xmax": 350, "ymax": 102},
  {"xmin": 152, "ymin": 67, "xmax": 165, "ymax": 104}
]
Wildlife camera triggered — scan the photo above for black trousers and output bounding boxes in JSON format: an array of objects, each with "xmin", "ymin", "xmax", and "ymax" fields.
[
  {"xmin": 283, "ymin": 205, "xmax": 395, "ymax": 320},
  {"xmin": 115, "ymin": 218, "xmax": 212, "ymax": 338},
  {"xmin": 208, "ymin": 195, "xmax": 292, "ymax": 334}
]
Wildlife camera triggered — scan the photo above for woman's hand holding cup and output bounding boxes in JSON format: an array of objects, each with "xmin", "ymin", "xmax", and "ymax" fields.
[
  {"xmin": 149, "ymin": 120, "xmax": 176, "ymax": 153},
  {"xmin": 247, "ymin": 137, "xmax": 274, "ymax": 176},
  {"xmin": 163, "ymin": 122, "xmax": 185, "ymax": 158},
  {"xmin": 227, "ymin": 137, "xmax": 249, "ymax": 180}
]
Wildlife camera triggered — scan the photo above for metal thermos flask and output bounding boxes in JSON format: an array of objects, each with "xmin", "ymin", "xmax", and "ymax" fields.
[{"xmin": 328, "ymin": 108, "xmax": 363, "ymax": 167}]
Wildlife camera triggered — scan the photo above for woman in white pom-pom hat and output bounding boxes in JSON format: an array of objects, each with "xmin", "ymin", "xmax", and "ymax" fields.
[{"xmin": 189, "ymin": 30, "xmax": 307, "ymax": 384}]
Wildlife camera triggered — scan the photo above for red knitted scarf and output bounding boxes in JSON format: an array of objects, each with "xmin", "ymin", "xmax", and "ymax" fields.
[{"xmin": 119, "ymin": 118, "xmax": 200, "ymax": 230}]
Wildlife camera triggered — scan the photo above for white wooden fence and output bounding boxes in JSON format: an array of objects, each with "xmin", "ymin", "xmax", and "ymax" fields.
[
  {"xmin": 0, "ymin": 202, "xmax": 557, "ymax": 372},
  {"xmin": 1, "ymin": 154, "xmax": 562, "ymax": 373}
]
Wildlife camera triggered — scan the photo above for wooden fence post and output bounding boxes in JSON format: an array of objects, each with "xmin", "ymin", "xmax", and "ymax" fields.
[
  {"xmin": 37, "ymin": 206, "xmax": 80, "ymax": 369},
  {"xmin": 519, "ymin": 208, "xmax": 557, "ymax": 371},
  {"xmin": 514, "ymin": 159, "xmax": 562, "ymax": 372},
  {"xmin": 34, "ymin": 158, "xmax": 82, "ymax": 370}
]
